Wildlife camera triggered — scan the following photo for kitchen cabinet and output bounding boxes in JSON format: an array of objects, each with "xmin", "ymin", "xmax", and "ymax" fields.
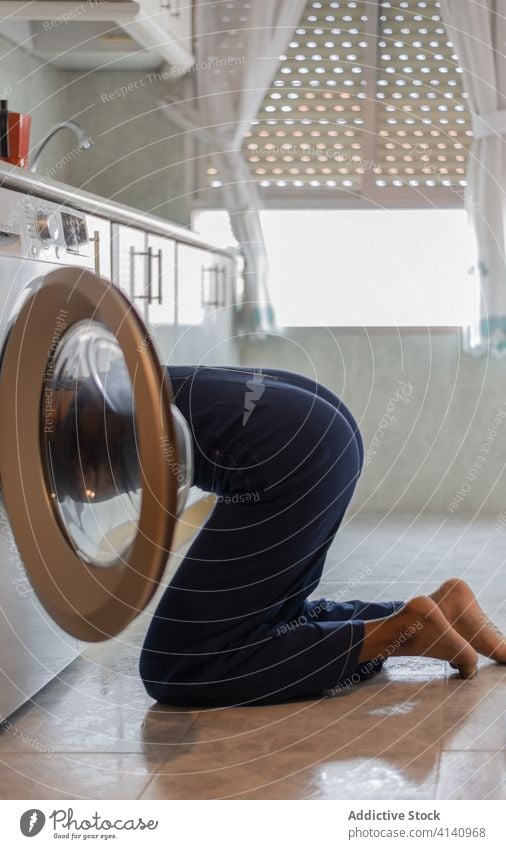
[
  {"xmin": 111, "ymin": 223, "xmax": 149, "ymax": 320},
  {"xmin": 111, "ymin": 226, "xmax": 238, "ymax": 368},
  {"xmin": 87, "ymin": 215, "xmax": 112, "ymax": 281},
  {"xmin": 176, "ymin": 243, "xmax": 212, "ymax": 327},
  {"xmin": 171, "ymin": 243, "xmax": 210, "ymax": 365},
  {"xmin": 172, "ymin": 244, "xmax": 237, "ymax": 366},
  {"xmin": 145, "ymin": 233, "xmax": 177, "ymax": 364},
  {"xmin": 206, "ymin": 252, "xmax": 238, "ymax": 365},
  {"xmin": 176, "ymin": 245, "xmax": 233, "ymax": 325},
  {"xmin": 146, "ymin": 233, "xmax": 176, "ymax": 325}
]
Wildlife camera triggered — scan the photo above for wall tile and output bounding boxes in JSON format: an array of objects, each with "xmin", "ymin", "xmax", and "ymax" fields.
[{"xmin": 240, "ymin": 330, "xmax": 506, "ymax": 515}]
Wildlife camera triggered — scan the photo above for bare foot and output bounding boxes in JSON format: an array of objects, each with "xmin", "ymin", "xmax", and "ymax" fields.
[
  {"xmin": 360, "ymin": 596, "xmax": 478, "ymax": 679},
  {"xmin": 431, "ymin": 578, "xmax": 506, "ymax": 663}
]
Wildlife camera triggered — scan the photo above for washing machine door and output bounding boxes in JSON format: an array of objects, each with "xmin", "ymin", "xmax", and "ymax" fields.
[{"xmin": 0, "ymin": 267, "xmax": 180, "ymax": 641}]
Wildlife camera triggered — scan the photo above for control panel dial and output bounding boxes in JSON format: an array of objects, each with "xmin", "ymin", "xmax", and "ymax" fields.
[{"xmin": 36, "ymin": 208, "xmax": 60, "ymax": 244}]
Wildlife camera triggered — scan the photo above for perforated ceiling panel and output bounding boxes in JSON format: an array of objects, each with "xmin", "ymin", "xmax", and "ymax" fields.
[
  {"xmin": 374, "ymin": 0, "xmax": 472, "ymax": 189},
  {"xmin": 203, "ymin": 0, "xmax": 472, "ymax": 200},
  {"xmin": 243, "ymin": 0, "xmax": 370, "ymax": 192}
]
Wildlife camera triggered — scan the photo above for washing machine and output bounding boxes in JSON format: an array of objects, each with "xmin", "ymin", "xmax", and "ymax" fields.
[{"xmin": 0, "ymin": 186, "xmax": 193, "ymax": 720}]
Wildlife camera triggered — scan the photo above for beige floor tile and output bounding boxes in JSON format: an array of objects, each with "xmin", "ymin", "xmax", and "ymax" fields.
[
  {"xmin": 185, "ymin": 680, "xmax": 446, "ymax": 759},
  {"xmin": 141, "ymin": 747, "xmax": 439, "ymax": 800},
  {"xmin": 138, "ymin": 636, "xmax": 506, "ymax": 800},
  {"xmin": 0, "ymin": 654, "xmax": 199, "ymax": 754},
  {"xmin": 0, "ymin": 752, "xmax": 166, "ymax": 799},
  {"xmin": 436, "ymin": 668, "xmax": 506, "ymax": 752},
  {"xmin": 437, "ymin": 751, "xmax": 506, "ymax": 800},
  {"xmin": 0, "ymin": 574, "xmax": 200, "ymax": 756},
  {"xmin": 2, "ymin": 516, "xmax": 504, "ymax": 800}
]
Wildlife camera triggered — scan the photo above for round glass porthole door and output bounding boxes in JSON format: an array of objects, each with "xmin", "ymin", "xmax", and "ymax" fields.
[
  {"xmin": 43, "ymin": 321, "xmax": 142, "ymax": 568},
  {"xmin": 0, "ymin": 267, "xmax": 180, "ymax": 641}
]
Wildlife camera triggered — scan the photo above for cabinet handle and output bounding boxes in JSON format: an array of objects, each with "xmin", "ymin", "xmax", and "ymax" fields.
[
  {"xmin": 201, "ymin": 264, "xmax": 220, "ymax": 307},
  {"xmin": 89, "ymin": 229, "xmax": 100, "ymax": 275},
  {"xmin": 218, "ymin": 266, "xmax": 227, "ymax": 307},
  {"xmin": 131, "ymin": 246, "xmax": 163, "ymax": 305},
  {"xmin": 153, "ymin": 248, "xmax": 163, "ymax": 305},
  {"xmin": 130, "ymin": 245, "xmax": 148, "ymax": 302},
  {"xmin": 146, "ymin": 247, "xmax": 163, "ymax": 305}
]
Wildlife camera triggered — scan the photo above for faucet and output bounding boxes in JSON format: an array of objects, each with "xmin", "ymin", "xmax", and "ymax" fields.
[{"xmin": 29, "ymin": 120, "xmax": 92, "ymax": 173}]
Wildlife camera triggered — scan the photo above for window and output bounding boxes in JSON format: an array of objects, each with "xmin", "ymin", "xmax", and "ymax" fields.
[
  {"xmin": 194, "ymin": 208, "xmax": 475, "ymax": 327},
  {"xmin": 195, "ymin": 1, "xmax": 475, "ymax": 327},
  {"xmin": 201, "ymin": 0, "xmax": 472, "ymax": 207}
]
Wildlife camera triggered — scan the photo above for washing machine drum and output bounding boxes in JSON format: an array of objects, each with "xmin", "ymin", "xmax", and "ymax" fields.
[
  {"xmin": 0, "ymin": 267, "xmax": 193, "ymax": 641},
  {"xmin": 43, "ymin": 322, "xmax": 193, "ymax": 567}
]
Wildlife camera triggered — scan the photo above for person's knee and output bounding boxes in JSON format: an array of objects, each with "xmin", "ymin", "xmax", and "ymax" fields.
[
  {"xmin": 139, "ymin": 650, "xmax": 180, "ymax": 705},
  {"xmin": 336, "ymin": 401, "xmax": 364, "ymax": 469},
  {"xmin": 312, "ymin": 403, "xmax": 362, "ymax": 493}
]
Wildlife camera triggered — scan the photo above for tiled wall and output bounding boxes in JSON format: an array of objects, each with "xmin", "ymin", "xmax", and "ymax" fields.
[
  {"xmin": 64, "ymin": 69, "xmax": 188, "ymax": 225},
  {"xmin": 0, "ymin": 32, "xmax": 71, "ymax": 179},
  {"xmin": 0, "ymin": 32, "xmax": 188, "ymax": 224},
  {"xmin": 239, "ymin": 328, "xmax": 506, "ymax": 517}
]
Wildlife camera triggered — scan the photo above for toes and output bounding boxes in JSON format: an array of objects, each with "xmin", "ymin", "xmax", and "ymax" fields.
[
  {"xmin": 459, "ymin": 665, "xmax": 478, "ymax": 680},
  {"xmin": 450, "ymin": 658, "xmax": 478, "ymax": 679},
  {"xmin": 449, "ymin": 663, "xmax": 477, "ymax": 679}
]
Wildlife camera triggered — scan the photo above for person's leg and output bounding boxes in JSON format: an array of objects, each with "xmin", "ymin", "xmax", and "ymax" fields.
[
  {"xmin": 267, "ymin": 369, "xmax": 401, "ymax": 652},
  {"xmin": 187, "ymin": 365, "xmax": 405, "ymax": 689},
  {"xmin": 140, "ymin": 365, "xmax": 375, "ymax": 706},
  {"xmin": 359, "ymin": 596, "xmax": 477, "ymax": 676}
]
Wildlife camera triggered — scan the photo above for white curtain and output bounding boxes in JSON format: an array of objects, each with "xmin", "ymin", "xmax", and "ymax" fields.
[
  {"xmin": 161, "ymin": 0, "xmax": 307, "ymax": 334},
  {"xmin": 440, "ymin": 0, "xmax": 506, "ymax": 356}
]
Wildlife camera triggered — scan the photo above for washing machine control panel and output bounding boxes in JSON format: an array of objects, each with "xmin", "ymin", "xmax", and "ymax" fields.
[{"xmin": 21, "ymin": 196, "xmax": 92, "ymax": 267}]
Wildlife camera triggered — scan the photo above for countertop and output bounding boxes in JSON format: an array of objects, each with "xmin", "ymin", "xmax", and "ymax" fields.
[{"xmin": 0, "ymin": 161, "xmax": 235, "ymax": 257}]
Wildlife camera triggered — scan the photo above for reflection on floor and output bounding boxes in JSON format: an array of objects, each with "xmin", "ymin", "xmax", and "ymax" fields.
[{"xmin": 0, "ymin": 515, "xmax": 504, "ymax": 799}]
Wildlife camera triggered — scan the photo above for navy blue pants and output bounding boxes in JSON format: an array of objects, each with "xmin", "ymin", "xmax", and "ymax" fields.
[{"xmin": 139, "ymin": 366, "xmax": 402, "ymax": 707}]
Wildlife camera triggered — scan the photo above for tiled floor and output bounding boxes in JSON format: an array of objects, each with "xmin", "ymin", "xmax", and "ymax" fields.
[{"xmin": 0, "ymin": 514, "xmax": 504, "ymax": 799}]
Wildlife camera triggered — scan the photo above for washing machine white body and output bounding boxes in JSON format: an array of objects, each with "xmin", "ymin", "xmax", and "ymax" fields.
[{"xmin": 0, "ymin": 187, "xmax": 192, "ymax": 720}]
